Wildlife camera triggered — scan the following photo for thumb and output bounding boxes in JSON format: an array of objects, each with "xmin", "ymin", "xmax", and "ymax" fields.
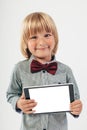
[{"xmin": 21, "ymin": 92, "xmax": 25, "ymax": 99}]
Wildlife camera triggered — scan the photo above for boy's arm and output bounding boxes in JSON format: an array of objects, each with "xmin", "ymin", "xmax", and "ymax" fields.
[
  {"xmin": 6, "ymin": 64, "xmax": 22, "ymax": 113},
  {"xmin": 66, "ymin": 66, "xmax": 82, "ymax": 117}
]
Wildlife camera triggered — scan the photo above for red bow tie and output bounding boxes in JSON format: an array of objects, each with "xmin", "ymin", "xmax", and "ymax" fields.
[{"xmin": 31, "ymin": 60, "xmax": 57, "ymax": 75}]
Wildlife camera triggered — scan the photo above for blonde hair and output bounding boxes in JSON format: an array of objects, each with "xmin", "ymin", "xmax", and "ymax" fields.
[{"xmin": 20, "ymin": 12, "xmax": 59, "ymax": 58}]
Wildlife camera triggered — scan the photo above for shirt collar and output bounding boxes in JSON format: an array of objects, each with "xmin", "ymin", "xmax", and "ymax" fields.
[{"xmin": 29, "ymin": 55, "xmax": 56, "ymax": 64}]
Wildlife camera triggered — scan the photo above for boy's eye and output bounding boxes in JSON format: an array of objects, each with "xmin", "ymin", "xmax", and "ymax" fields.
[
  {"xmin": 30, "ymin": 36, "xmax": 37, "ymax": 39},
  {"xmin": 44, "ymin": 33, "xmax": 52, "ymax": 38}
]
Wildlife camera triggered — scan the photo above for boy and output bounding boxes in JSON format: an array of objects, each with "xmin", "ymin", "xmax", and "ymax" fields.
[{"xmin": 7, "ymin": 12, "xmax": 82, "ymax": 130}]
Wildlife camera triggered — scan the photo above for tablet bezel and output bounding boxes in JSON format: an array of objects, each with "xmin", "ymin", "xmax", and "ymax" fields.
[{"xmin": 23, "ymin": 83, "xmax": 74, "ymax": 114}]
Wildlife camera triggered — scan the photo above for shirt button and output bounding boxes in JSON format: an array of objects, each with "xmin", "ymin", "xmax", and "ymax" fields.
[
  {"xmin": 58, "ymin": 82, "xmax": 61, "ymax": 84},
  {"xmin": 43, "ymin": 70, "xmax": 45, "ymax": 73}
]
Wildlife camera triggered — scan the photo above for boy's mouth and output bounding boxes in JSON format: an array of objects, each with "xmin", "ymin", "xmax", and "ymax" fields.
[{"xmin": 36, "ymin": 45, "xmax": 49, "ymax": 50}]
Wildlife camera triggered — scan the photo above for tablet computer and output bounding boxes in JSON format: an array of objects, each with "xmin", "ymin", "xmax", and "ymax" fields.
[{"xmin": 23, "ymin": 83, "xmax": 74, "ymax": 114}]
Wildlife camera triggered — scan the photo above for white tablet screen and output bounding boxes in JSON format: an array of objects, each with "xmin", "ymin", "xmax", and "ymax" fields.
[{"xmin": 28, "ymin": 85, "xmax": 71, "ymax": 113}]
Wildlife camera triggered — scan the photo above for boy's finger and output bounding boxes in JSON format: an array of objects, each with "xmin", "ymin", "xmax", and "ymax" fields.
[{"xmin": 21, "ymin": 93, "xmax": 25, "ymax": 99}]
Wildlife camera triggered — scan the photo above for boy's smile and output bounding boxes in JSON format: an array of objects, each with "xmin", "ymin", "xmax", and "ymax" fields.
[
  {"xmin": 28, "ymin": 31, "xmax": 55, "ymax": 63},
  {"xmin": 35, "ymin": 44, "xmax": 49, "ymax": 50}
]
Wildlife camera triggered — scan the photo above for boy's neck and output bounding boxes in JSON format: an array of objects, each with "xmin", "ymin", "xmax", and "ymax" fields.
[
  {"xmin": 35, "ymin": 56, "xmax": 52, "ymax": 64},
  {"xmin": 35, "ymin": 58, "xmax": 51, "ymax": 64}
]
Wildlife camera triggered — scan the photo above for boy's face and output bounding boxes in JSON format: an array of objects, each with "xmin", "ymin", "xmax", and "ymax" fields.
[{"xmin": 27, "ymin": 31, "xmax": 55, "ymax": 62}]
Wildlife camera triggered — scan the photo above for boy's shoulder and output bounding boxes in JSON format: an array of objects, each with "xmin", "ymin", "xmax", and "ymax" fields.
[
  {"xmin": 13, "ymin": 59, "xmax": 29, "ymax": 71},
  {"xmin": 57, "ymin": 60, "xmax": 72, "ymax": 73},
  {"xmin": 57, "ymin": 61, "xmax": 69, "ymax": 67},
  {"xmin": 17, "ymin": 59, "xmax": 29, "ymax": 65}
]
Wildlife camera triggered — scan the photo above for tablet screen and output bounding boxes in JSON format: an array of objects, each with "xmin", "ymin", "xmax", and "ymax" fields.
[{"xmin": 24, "ymin": 84, "xmax": 74, "ymax": 114}]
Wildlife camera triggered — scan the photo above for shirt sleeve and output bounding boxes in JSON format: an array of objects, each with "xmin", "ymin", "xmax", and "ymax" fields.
[
  {"xmin": 6, "ymin": 63, "xmax": 22, "ymax": 113},
  {"xmin": 66, "ymin": 66, "xmax": 80, "ymax": 100},
  {"xmin": 66, "ymin": 66, "xmax": 80, "ymax": 118}
]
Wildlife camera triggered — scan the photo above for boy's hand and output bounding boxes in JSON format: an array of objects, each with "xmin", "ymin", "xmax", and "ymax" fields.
[
  {"xmin": 16, "ymin": 93, "xmax": 37, "ymax": 114},
  {"xmin": 70, "ymin": 100, "xmax": 82, "ymax": 115}
]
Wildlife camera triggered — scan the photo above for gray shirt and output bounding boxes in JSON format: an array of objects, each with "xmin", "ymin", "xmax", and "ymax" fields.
[{"xmin": 6, "ymin": 56, "xmax": 80, "ymax": 130}]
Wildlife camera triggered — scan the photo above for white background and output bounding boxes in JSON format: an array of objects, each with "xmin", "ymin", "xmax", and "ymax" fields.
[{"xmin": 0, "ymin": 0, "xmax": 87, "ymax": 130}]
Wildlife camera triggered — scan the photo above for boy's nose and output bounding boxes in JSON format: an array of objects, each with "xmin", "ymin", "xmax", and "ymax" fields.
[{"xmin": 38, "ymin": 37, "xmax": 46, "ymax": 45}]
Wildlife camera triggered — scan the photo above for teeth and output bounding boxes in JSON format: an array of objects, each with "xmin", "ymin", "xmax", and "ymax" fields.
[
  {"xmin": 37, "ymin": 45, "xmax": 48, "ymax": 49},
  {"xmin": 37, "ymin": 47, "xmax": 48, "ymax": 49}
]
